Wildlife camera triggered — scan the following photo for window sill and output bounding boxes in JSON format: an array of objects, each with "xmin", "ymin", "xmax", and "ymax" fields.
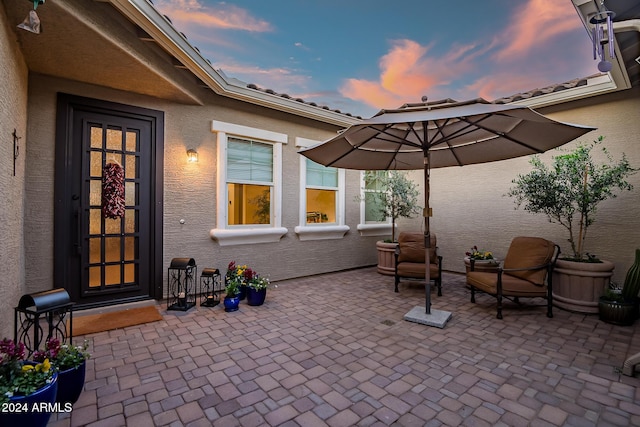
[
  {"xmin": 294, "ymin": 225, "xmax": 350, "ymax": 241},
  {"xmin": 356, "ymin": 223, "xmax": 395, "ymax": 237},
  {"xmin": 210, "ymin": 227, "xmax": 288, "ymax": 246}
]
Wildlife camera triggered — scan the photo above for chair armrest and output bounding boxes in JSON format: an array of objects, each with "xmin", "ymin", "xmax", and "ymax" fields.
[{"xmin": 501, "ymin": 263, "xmax": 550, "ymax": 273}]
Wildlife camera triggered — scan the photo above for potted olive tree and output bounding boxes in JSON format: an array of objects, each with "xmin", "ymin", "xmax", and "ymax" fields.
[
  {"xmin": 362, "ymin": 171, "xmax": 421, "ymax": 275},
  {"xmin": 507, "ymin": 136, "xmax": 636, "ymax": 313}
]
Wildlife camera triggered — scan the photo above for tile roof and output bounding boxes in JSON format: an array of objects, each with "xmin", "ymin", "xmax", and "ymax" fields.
[{"xmin": 492, "ymin": 74, "xmax": 604, "ymax": 104}]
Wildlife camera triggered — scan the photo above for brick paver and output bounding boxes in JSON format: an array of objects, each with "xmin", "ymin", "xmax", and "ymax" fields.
[{"xmin": 48, "ymin": 268, "xmax": 640, "ymax": 426}]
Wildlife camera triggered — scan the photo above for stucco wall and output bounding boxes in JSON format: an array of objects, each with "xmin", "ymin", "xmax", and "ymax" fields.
[
  {"xmin": 430, "ymin": 88, "xmax": 640, "ymax": 284},
  {"xmin": 24, "ymin": 74, "xmax": 389, "ymax": 303},
  {"xmin": 0, "ymin": 5, "xmax": 29, "ymax": 339}
]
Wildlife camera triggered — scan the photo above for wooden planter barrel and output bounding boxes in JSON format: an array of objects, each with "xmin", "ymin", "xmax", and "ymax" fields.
[
  {"xmin": 552, "ymin": 259, "xmax": 614, "ymax": 314},
  {"xmin": 376, "ymin": 241, "xmax": 398, "ymax": 276}
]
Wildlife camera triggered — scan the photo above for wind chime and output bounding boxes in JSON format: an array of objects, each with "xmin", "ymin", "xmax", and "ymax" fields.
[{"xmin": 590, "ymin": 0, "xmax": 616, "ymax": 72}]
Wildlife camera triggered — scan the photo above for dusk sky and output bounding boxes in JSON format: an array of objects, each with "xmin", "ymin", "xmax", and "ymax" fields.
[{"xmin": 154, "ymin": 0, "xmax": 598, "ymax": 118}]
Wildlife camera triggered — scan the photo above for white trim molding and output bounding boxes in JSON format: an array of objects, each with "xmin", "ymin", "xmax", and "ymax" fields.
[
  {"xmin": 210, "ymin": 120, "xmax": 288, "ymax": 246},
  {"xmin": 294, "ymin": 137, "xmax": 349, "ymax": 241}
]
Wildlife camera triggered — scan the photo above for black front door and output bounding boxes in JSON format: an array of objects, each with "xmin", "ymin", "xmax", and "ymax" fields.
[{"xmin": 54, "ymin": 94, "xmax": 163, "ymax": 308}]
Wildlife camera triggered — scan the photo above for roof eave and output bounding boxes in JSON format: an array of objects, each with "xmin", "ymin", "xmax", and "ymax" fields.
[
  {"xmin": 571, "ymin": 0, "xmax": 633, "ymax": 91},
  {"xmin": 105, "ymin": 0, "xmax": 361, "ymax": 127},
  {"xmin": 507, "ymin": 74, "xmax": 618, "ymax": 108}
]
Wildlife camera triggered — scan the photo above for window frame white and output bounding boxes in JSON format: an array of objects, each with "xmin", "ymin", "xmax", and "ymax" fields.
[
  {"xmin": 294, "ymin": 137, "xmax": 349, "ymax": 241},
  {"xmin": 356, "ymin": 170, "xmax": 394, "ymax": 237},
  {"xmin": 210, "ymin": 120, "xmax": 287, "ymax": 246}
]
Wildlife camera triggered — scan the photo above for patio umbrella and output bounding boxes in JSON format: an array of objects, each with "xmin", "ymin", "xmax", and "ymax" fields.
[{"xmin": 299, "ymin": 98, "xmax": 595, "ymax": 326}]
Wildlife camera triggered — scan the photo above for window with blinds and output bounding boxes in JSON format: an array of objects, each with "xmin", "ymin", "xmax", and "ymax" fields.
[
  {"xmin": 227, "ymin": 138, "xmax": 273, "ymax": 225},
  {"xmin": 305, "ymin": 159, "xmax": 337, "ymax": 224}
]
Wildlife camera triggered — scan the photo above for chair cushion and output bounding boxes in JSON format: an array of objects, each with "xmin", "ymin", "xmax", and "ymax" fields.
[
  {"xmin": 503, "ymin": 236, "xmax": 555, "ymax": 285},
  {"xmin": 397, "ymin": 232, "xmax": 437, "ymax": 264},
  {"xmin": 396, "ymin": 262, "xmax": 440, "ymax": 279},
  {"xmin": 467, "ymin": 271, "xmax": 548, "ymax": 297}
]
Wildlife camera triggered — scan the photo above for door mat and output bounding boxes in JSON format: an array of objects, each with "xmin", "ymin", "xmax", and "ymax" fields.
[{"xmin": 71, "ymin": 305, "xmax": 163, "ymax": 336}]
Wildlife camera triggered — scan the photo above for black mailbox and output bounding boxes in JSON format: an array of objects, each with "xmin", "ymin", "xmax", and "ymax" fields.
[{"xmin": 14, "ymin": 288, "xmax": 74, "ymax": 356}]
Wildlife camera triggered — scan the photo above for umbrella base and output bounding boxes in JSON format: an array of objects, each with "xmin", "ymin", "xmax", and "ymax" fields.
[{"xmin": 403, "ymin": 306, "xmax": 452, "ymax": 329}]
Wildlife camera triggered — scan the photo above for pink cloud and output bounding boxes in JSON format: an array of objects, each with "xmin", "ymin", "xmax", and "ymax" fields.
[
  {"xmin": 340, "ymin": 0, "xmax": 587, "ymax": 111},
  {"xmin": 340, "ymin": 39, "xmax": 492, "ymax": 110},
  {"xmin": 494, "ymin": 0, "xmax": 581, "ymax": 62},
  {"xmin": 155, "ymin": 0, "xmax": 272, "ymax": 32}
]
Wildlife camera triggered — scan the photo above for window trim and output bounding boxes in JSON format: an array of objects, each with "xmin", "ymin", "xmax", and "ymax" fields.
[
  {"xmin": 356, "ymin": 171, "xmax": 394, "ymax": 237},
  {"xmin": 210, "ymin": 120, "xmax": 287, "ymax": 246},
  {"xmin": 294, "ymin": 137, "xmax": 349, "ymax": 241}
]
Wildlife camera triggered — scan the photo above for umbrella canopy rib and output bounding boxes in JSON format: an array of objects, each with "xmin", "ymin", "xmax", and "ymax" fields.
[
  {"xmin": 457, "ymin": 114, "xmax": 547, "ymax": 154},
  {"xmin": 430, "ymin": 118, "xmax": 464, "ymax": 166}
]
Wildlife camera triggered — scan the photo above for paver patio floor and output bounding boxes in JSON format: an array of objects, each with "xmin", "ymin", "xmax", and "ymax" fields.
[{"xmin": 49, "ymin": 267, "xmax": 640, "ymax": 426}]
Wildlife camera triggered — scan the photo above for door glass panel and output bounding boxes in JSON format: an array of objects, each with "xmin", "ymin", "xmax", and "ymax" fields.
[
  {"xmin": 124, "ymin": 237, "xmax": 135, "ymax": 260},
  {"xmin": 125, "ymin": 209, "xmax": 135, "ymax": 233},
  {"xmin": 90, "ymin": 151, "xmax": 102, "ymax": 177},
  {"xmin": 125, "ymin": 155, "xmax": 137, "ymax": 179},
  {"xmin": 105, "ymin": 265, "xmax": 120, "ymax": 285},
  {"xmin": 106, "ymin": 128, "xmax": 122, "ymax": 151},
  {"xmin": 124, "ymin": 264, "xmax": 135, "ymax": 283},
  {"xmin": 125, "ymin": 182, "xmax": 136, "ymax": 206},
  {"xmin": 105, "ymin": 237, "xmax": 120, "ymax": 262},
  {"xmin": 90, "ymin": 126, "xmax": 102, "ymax": 148},
  {"xmin": 105, "ymin": 218, "xmax": 120, "ymax": 234},
  {"xmin": 89, "ymin": 267, "xmax": 101, "ymax": 288},
  {"xmin": 89, "ymin": 180, "xmax": 101, "ymax": 206},
  {"xmin": 89, "ymin": 209, "xmax": 101, "ymax": 235},
  {"xmin": 126, "ymin": 131, "xmax": 137, "ymax": 152},
  {"xmin": 89, "ymin": 238, "xmax": 100, "ymax": 264}
]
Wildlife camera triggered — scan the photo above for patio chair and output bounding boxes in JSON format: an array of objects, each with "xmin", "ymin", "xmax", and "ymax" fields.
[
  {"xmin": 467, "ymin": 236, "xmax": 560, "ymax": 319},
  {"xmin": 394, "ymin": 232, "xmax": 442, "ymax": 295}
]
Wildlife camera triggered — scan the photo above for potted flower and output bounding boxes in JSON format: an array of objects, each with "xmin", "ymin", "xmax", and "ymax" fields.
[
  {"xmin": 0, "ymin": 339, "xmax": 58, "ymax": 427},
  {"xmin": 507, "ymin": 136, "xmax": 636, "ymax": 313},
  {"xmin": 599, "ymin": 249, "xmax": 640, "ymax": 325},
  {"xmin": 361, "ymin": 171, "xmax": 421, "ymax": 275},
  {"xmin": 246, "ymin": 273, "xmax": 270, "ymax": 306},
  {"xmin": 464, "ymin": 245, "xmax": 499, "ymax": 273},
  {"xmin": 33, "ymin": 337, "xmax": 90, "ymax": 405},
  {"xmin": 226, "ymin": 261, "xmax": 249, "ymax": 301},
  {"xmin": 224, "ymin": 261, "xmax": 245, "ymax": 312}
]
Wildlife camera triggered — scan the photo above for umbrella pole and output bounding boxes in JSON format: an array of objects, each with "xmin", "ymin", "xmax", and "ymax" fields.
[{"xmin": 424, "ymin": 153, "xmax": 431, "ymax": 315}]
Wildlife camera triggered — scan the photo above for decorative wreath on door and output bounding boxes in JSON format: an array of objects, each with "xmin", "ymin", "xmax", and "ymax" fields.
[{"xmin": 102, "ymin": 161, "xmax": 125, "ymax": 219}]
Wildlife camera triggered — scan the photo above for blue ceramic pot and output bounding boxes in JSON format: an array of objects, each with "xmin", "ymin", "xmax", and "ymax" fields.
[
  {"xmin": 224, "ymin": 296, "xmax": 240, "ymax": 312},
  {"xmin": 238, "ymin": 285, "xmax": 248, "ymax": 301},
  {"xmin": 0, "ymin": 369, "xmax": 58, "ymax": 427},
  {"xmin": 247, "ymin": 288, "xmax": 267, "ymax": 306},
  {"xmin": 55, "ymin": 360, "xmax": 86, "ymax": 404}
]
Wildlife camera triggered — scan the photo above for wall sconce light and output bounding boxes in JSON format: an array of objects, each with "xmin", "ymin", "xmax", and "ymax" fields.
[{"xmin": 186, "ymin": 149, "xmax": 198, "ymax": 163}]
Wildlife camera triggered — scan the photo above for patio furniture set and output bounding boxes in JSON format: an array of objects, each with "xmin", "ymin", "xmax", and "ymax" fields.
[{"xmin": 393, "ymin": 231, "xmax": 561, "ymax": 320}]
